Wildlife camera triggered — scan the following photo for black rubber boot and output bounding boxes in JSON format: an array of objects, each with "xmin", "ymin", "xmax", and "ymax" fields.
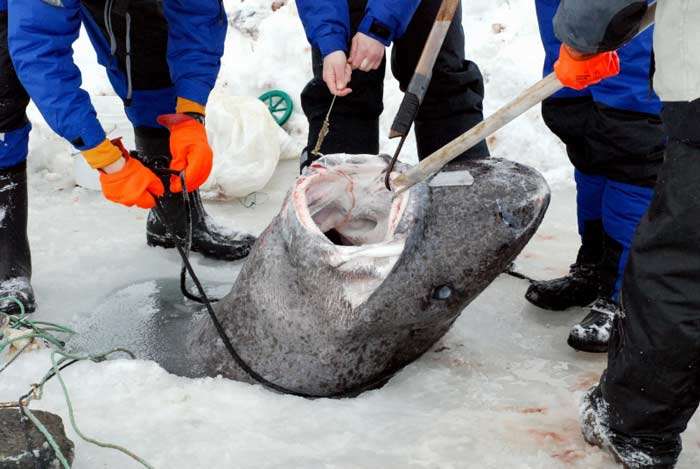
[
  {"xmin": 134, "ymin": 128, "xmax": 256, "ymax": 262},
  {"xmin": 525, "ymin": 220, "xmax": 604, "ymax": 311},
  {"xmin": 568, "ymin": 233, "xmax": 623, "ymax": 353},
  {"xmin": 567, "ymin": 298, "xmax": 619, "ymax": 353},
  {"xmin": 580, "ymin": 386, "xmax": 679, "ymax": 469},
  {"xmin": 0, "ymin": 162, "xmax": 35, "ymax": 315}
]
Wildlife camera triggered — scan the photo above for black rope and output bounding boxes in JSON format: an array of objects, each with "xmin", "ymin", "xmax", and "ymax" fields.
[
  {"xmin": 151, "ymin": 171, "xmax": 398, "ymax": 399},
  {"xmin": 504, "ymin": 268, "xmax": 536, "ymax": 283},
  {"xmin": 17, "ymin": 359, "xmax": 80, "ymax": 406}
]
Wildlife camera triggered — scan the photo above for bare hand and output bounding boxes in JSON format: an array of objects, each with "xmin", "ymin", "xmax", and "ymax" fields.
[
  {"xmin": 349, "ymin": 33, "xmax": 385, "ymax": 72},
  {"xmin": 322, "ymin": 51, "xmax": 353, "ymax": 96}
]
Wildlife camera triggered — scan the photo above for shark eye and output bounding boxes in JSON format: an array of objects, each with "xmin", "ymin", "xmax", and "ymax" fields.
[{"xmin": 432, "ymin": 285, "xmax": 453, "ymax": 301}]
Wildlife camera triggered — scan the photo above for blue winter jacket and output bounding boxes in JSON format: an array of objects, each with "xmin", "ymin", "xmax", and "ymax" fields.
[
  {"xmin": 7, "ymin": 0, "xmax": 226, "ymax": 151},
  {"xmin": 296, "ymin": 0, "xmax": 422, "ymax": 57}
]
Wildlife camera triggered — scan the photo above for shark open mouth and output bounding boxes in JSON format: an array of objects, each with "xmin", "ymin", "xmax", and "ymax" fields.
[
  {"xmin": 294, "ymin": 155, "xmax": 410, "ymax": 248},
  {"xmin": 292, "ymin": 155, "xmax": 412, "ymax": 307}
]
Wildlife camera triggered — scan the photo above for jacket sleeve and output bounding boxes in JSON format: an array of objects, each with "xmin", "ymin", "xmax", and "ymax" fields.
[
  {"xmin": 358, "ymin": 0, "xmax": 421, "ymax": 46},
  {"xmin": 295, "ymin": 0, "xmax": 350, "ymax": 57},
  {"xmin": 8, "ymin": 0, "xmax": 105, "ymax": 151},
  {"xmin": 554, "ymin": 0, "xmax": 648, "ymax": 54},
  {"xmin": 163, "ymin": 0, "xmax": 227, "ymax": 107}
]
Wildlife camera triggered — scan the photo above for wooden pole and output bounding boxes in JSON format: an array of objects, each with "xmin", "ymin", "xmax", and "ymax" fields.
[{"xmin": 391, "ymin": 2, "xmax": 657, "ymax": 194}]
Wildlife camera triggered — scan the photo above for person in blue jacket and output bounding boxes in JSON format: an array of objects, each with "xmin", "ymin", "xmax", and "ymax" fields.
[
  {"xmin": 525, "ymin": 0, "xmax": 665, "ymax": 353},
  {"xmin": 0, "ymin": 0, "xmax": 255, "ymax": 316},
  {"xmin": 295, "ymin": 0, "xmax": 489, "ymax": 169}
]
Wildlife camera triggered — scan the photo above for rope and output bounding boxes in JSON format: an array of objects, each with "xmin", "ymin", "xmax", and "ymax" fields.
[
  {"xmin": 21, "ymin": 406, "xmax": 72, "ymax": 469},
  {"xmin": 504, "ymin": 267, "xmax": 537, "ymax": 283},
  {"xmin": 7, "ymin": 348, "xmax": 153, "ymax": 469},
  {"xmin": 48, "ymin": 350, "xmax": 155, "ymax": 469},
  {"xmin": 1, "ymin": 294, "xmax": 153, "ymax": 468},
  {"xmin": 0, "ymin": 297, "xmax": 75, "ymax": 369},
  {"xmin": 310, "ymin": 95, "xmax": 337, "ymax": 158}
]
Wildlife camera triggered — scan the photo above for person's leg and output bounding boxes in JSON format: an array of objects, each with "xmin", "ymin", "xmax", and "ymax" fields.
[
  {"xmin": 526, "ymin": 168, "xmax": 607, "ymax": 311},
  {"xmin": 600, "ymin": 181, "xmax": 654, "ymax": 300},
  {"xmin": 300, "ymin": 0, "xmax": 384, "ymax": 164},
  {"xmin": 564, "ymin": 103, "xmax": 663, "ymax": 353},
  {"xmin": 565, "ymin": 100, "xmax": 665, "ymax": 352},
  {"xmin": 567, "ymin": 176, "xmax": 654, "ymax": 352},
  {"xmin": 531, "ymin": 0, "xmax": 665, "ymax": 353},
  {"xmin": 80, "ymin": 0, "xmax": 255, "ymax": 261},
  {"xmin": 581, "ymin": 100, "xmax": 700, "ymax": 467},
  {"xmin": 581, "ymin": 0, "xmax": 700, "ymax": 462},
  {"xmin": 0, "ymin": 5, "xmax": 34, "ymax": 315},
  {"xmin": 391, "ymin": 0, "xmax": 488, "ymax": 163},
  {"xmin": 527, "ymin": 0, "xmax": 606, "ymax": 312}
]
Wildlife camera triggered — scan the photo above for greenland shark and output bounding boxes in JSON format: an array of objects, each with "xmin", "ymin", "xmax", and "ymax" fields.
[
  {"xmin": 68, "ymin": 154, "xmax": 549, "ymax": 397},
  {"xmin": 186, "ymin": 154, "xmax": 550, "ymax": 396}
]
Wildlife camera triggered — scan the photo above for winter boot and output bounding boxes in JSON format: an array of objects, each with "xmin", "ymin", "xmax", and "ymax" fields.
[
  {"xmin": 567, "ymin": 298, "xmax": 619, "ymax": 353},
  {"xmin": 580, "ymin": 386, "xmax": 679, "ymax": 468},
  {"xmin": 525, "ymin": 220, "xmax": 604, "ymax": 311},
  {"xmin": 0, "ymin": 162, "xmax": 35, "ymax": 315},
  {"xmin": 568, "ymin": 233, "xmax": 624, "ymax": 353},
  {"xmin": 135, "ymin": 127, "xmax": 256, "ymax": 261}
]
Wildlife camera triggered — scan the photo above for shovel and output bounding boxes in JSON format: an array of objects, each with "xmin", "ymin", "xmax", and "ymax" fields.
[{"xmin": 390, "ymin": 2, "xmax": 657, "ymax": 194}]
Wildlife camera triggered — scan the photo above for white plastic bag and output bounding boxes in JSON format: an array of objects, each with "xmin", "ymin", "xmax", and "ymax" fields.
[
  {"xmin": 72, "ymin": 94, "xmax": 297, "ymax": 197},
  {"xmin": 204, "ymin": 94, "xmax": 292, "ymax": 199}
]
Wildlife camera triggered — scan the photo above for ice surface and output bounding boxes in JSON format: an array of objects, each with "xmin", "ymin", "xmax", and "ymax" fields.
[{"xmin": 2, "ymin": 0, "xmax": 698, "ymax": 467}]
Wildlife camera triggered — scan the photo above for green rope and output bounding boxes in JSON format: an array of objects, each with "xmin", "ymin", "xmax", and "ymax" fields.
[
  {"xmin": 0, "ymin": 297, "xmax": 75, "ymax": 358},
  {"xmin": 48, "ymin": 350, "xmax": 155, "ymax": 469},
  {"xmin": 21, "ymin": 406, "xmax": 72, "ymax": 469},
  {"xmin": 1, "ymin": 296, "xmax": 153, "ymax": 469}
]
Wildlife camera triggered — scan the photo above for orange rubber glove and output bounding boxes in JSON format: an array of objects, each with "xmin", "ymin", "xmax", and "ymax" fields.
[
  {"xmin": 99, "ymin": 140, "xmax": 164, "ymax": 209},
  {"xmin": 554, "ymin": 44, "xmax": 620, "ymax": 91},
  {"xmin": 157, "ymin": 113, "xmax": 213, "ymax": 193}
]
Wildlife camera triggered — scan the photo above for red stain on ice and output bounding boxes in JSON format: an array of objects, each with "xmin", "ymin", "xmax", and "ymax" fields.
[
  {"xmin": 527, "ymin": 421, "xmax": 589, "ymax": 465},
  {"xmin": 528, "ymin": 429, "xmax": 567, "ymax": 444},
  {"xmin": 552, "ymin": 448, "xmax": 586, "ymax": 463},
  {"xmin": 520, "ymin": 407, "xmax": 547, "ymax": 414},
  {"xmin": 570, "ymin": 371, "xmax": 602, "ymax": 392}
]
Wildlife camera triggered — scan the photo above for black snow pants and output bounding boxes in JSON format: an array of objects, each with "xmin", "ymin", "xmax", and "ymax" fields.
[
  {"xmin": 542, "ymin": 98, "xmax": 665, "ymax": 188},
  {"xmin": 301, "ymin": 0, "xmax": 489, "ymax": 162},
  {"xmin": 600, "ymin": 99, "xmax": 700, "ymax": 464}
]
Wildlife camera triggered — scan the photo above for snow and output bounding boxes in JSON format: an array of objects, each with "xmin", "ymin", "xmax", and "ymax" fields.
[{"xmin": 2, "ymin": 0, "xmax": 699, "ymax": 468}]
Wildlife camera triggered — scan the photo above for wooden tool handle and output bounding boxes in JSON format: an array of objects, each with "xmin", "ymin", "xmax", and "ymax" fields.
[
  {"xmin": 392, "ymin": 73, "xmax": 563, "ymax": 193},
  {"xmin": 392, "ymin": 2, "xmax": 657, "ymax": 193},
  {"xmin": 389, "ymin": 0, "xmax": 460, "ymax": 139}
]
